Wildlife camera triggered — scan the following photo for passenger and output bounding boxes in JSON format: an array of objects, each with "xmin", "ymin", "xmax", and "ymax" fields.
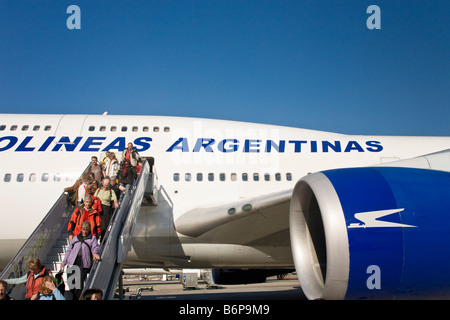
[
  {"xmin": 64, "ymin": 178, "xmax": 82, "ymax": 206},
  {"xmin": 31, "ymin": 276, "xmax": 65, "ymax": 300},
  {"xmin": 81, "ymin": 288, "xmax": 103, "ymax": 300},
  {"xmin": 67, "ymin": 195, "xmax": 102, "ymax": 242},
  {"xmin": 77, "ymin": 173, "xmax": 91, "ymax": 206},
  {"xmin": 61, "ymin": 221, "xmax": 100, "ymax": 300},
  {"xmin": 94, "ymin": 177, "xmax": 119, "ymax": 241},
  {"xmin": 0, "ymin": 279, "xmax": 12, "ymax": 300},
  {"xmin": 104, "ymin": 152, "xmax": 119, "ymax": 180},
  {"xmin": 88, "ymin": 172, "xmax": 100, "ymax": 189},
  {"xmin": 85, "ymin": 156, "xmax": 103, "ymax": 184},
  {"xmin": 117, "ymin": 159, "xmax": 137, "ymax": 197},
  {"xmin": 109, "ymin": 178, "xmax": 121, "ymax": 201},
  {"xmin": 3, "ymin": 258, "xmax": 51, "ymax": 300},
  {"xmin": 86, "ymin": 182, "xmax": 103, "ymax": 215},
  {"xmin": 99, "ymin": 151, "xmax": 111, "ymax": 168},
  {"xmin": 136, "ymin": 159, "xmax": 142, "ymax": 175},
  {"xmin": 121, "ymin": 142, "xmax": 141, "ymax": 167}
]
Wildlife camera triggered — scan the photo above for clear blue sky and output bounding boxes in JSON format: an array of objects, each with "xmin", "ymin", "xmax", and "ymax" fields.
[{"xmin": 0, "ymin": 1, "xmax": 449, "ymax": 136}]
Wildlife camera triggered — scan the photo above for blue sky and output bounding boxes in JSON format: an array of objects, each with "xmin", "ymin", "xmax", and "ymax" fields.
[{"xmin": 0, "ymin": 1, "xmax": 449, "ymax": 136}]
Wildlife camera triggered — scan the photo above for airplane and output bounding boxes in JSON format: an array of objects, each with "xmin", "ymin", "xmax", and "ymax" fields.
[{"xmin": 0, "ymin": 113, "xmax": 449, "ymax": 299}]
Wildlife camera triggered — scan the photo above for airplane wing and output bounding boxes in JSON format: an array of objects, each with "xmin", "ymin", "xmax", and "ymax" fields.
[{"xmin": 175, "ymin": 189, "xmax": 292, "ymax": 245}]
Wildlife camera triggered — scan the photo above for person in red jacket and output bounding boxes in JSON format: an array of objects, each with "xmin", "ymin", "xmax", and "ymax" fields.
[
  {"xmin": 86, "ymin": 182, "xmax": 102, "ymax": 215},
  {"xmin": 67, "ymin": 195, "xmax": 101, "ymax": 242},
  {"xmin": 3, "ymin": 258, "xmax": 51, "ymax": 300}
]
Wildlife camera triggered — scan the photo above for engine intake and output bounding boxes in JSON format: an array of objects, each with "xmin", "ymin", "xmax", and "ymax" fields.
[{"xmin": 290, "ymin": 167, "xmax": 450, "ymax": 299}]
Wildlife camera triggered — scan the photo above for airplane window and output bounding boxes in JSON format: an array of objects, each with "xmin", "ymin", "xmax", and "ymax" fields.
[
  {"xmin": 173, "ymin": 173, "xmax": 180, "ymax": 181},
  {"xmin": 100, "ymin": 126, "xmax": 106, "ymax": 132},
  {"xmin": 111, "ymin": 126, "xmax": 117, "ymax": 132},
  {"xmin": 275, "ymin": 173, "xmax": 281, "ymax": 181},
  {"xmin": 44, "ymin": 126, "xmax": 51, "ymax": 131},
  {"xmin": 10, "ymin": 125, "xmax": 17, "ymax": 131},
  {"xmin": 121, "ymin": 126, "xmax": 127, "ymax": 132},
  {"xmin": 264, "ymin": 173, "xmax": 270, "ymax": 181},
  {"xmin": 220, "ymin": 173, "xmax": 226, "ymax": 181},
  {"xmin": 231, "ymin": 173, "xmax": 237, "ymax": 181},
  {"xmin": 253, "ymin": 173, "xmax": 259, "ymax": 181},
  {"xmin": 185, "ymin": 173, "xmax": 191, "ymax": 181},
  {"xmin": 22, "ymin": 125, "xmax": 29, "ymax": 131},
  {"xmin": 143, "ymin": 126, "xmax": 149, "ymax": 132},
  {"xmin": 54, "ymin": 173, "xmax": 61, "ymax": 182},
  {"xmin": 4, "ymin": 173, "xmax": 11, "ymax": 182},
  {"xmin": 0, "ymin": 125, "xmax": 5, "ymax": 131},
  {"xmin": 164, "ymin": 127, "xmax": 170, "ymax": 132},
  {"xmin": 286, "ymin": 173, "xmax": 292, "ymax": 181},
  {"xmin": 42, "ymin": 173, "xmax": 49, "ymax": 182},
  {"xmin": 33, "ymin": 125, "xmax": 40, "ymax": 131},
  {"xmin": 208, "ymin": 173, "xmax": 214, "ymax": 181},
  {"xmin": 29, "ymin": 173, "xmax": 36, "ymax": 182},
  {"xmin": 88, "ymin": 126, "xmax": 95, "ymax": 131},
  {"xmin": 242, "ymin": 173, "xmax": 248, "ymax": 181},
  {"xmin": 196, "ymin": 173, "xmax": 203, "ymax": 181},
  {"xmin": 17, "ymin": 173, "xmax": 24, "ymax": 182},
  {"xmin": 153, "ymin": 127, "xmax": 160, "ymax": 132},
  {"xmin": 132, "ymin": 126, "xmax": 138, "ymax": 132}
]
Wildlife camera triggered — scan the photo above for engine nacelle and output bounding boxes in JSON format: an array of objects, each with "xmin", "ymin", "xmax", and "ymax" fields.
[{"xmin": 290, "ymin": 167, "xmax": 450, "ymax": 299}]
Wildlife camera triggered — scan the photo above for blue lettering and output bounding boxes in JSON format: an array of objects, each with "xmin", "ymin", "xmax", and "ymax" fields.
[
  {"xmin": 344, "ymin": 141, "xmax": 364, "ymax": 152},
  {"xmin": 322, "ymin": 141, "xmax": 341, "ymax": 152},
  {"xmin": 244, "ymin": 139, "xmax": 261, "ymax": 153},
  {"xmin": 218, "ymin": 139, "xmax": 239, "ymax": 153},
  {"xmin": 0, "ymin": 136, "xmax": 18, "ymax": 152},
  {"xmin": 80, "ymin": 137, "xmax": 106, "ymax": 152},
  {"xmin": 288, "ymin": 140, "xmax": 307, "ymax": 152},
  {"xmin": 133, "ymin": 137, "xmax": 152, "ymax": 152},
  {"xmin": 167, "ymin": 137, "xmax": 189, "ymax": 152},
  {"xmin": 266, "ymin": 140, "xmax": 285, "ymax": 153},
  {"xmin": 1, "ymin": 135, "xmax": 384, "ymax": 155},
  {"xmin": 311, "ymin": 141, "xmax": 317, "ymax": 153},
  {"xmin": 38, "ymin": 136, "xmax": 55, "ymax": 152},
  {"xmin": 102, "ymin": 137, "xmax": 126, "ymax": 152},
  {"xmin": 15, "ymin": 136, "xmax": 35, "ymax": 151},
  {"xmin": 193, "ymin": 138, "xmax": 215, "ymax": 152},
  {"xmin": 366, "ymin": 140, "xmax": 383, "ymax": 152},
  {"xmin": 52, "ymin": 137, "xmax": 82, "ymax": 152}
]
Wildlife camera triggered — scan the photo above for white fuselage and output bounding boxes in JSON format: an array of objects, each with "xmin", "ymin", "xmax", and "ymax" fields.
[{"xmin": 1, "ymin": 114, "xmax": 449, "ymax": 269}]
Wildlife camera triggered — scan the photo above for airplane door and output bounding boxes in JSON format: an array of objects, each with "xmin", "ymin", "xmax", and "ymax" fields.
[
  {"xmin": 55, "ymin": 114, "xmax": 88, "ymax": 136},
  {"xmin": 51, "ymin": 114, "xmax": 89, "ymax": 154}
]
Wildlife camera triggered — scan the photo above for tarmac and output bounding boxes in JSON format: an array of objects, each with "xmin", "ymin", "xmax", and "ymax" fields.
[{"xmin": 121, "ymin": 274, "xmax": 307, "ymax": 300}]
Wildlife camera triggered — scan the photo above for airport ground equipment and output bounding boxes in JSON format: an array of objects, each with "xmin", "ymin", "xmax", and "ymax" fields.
[{"xmin": 181, "ymin": 271, "xmax": 199, "ymax": 290}]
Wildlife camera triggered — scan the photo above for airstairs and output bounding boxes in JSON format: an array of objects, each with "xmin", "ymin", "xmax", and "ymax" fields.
[
  {"xmin": 81, "ymin": 159, "xmax": 153, "ymax": 299},
  {"xmin": 0, "ymin": 159, "xmax": 157, "ymax": 300}
]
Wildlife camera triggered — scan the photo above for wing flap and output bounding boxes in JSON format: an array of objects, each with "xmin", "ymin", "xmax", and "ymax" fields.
[{"xmin": 175, "ymin": 189, "xmax": 292, "ymax": 237}]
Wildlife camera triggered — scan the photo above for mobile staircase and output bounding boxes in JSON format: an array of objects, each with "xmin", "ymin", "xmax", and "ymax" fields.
[
  {"xmin": 0, "ymin": 159, "xmax": 157, "ymax": 300},
  {"xmin": 81, "ymin": 159, "xmax": 155, "ymax": 299}
]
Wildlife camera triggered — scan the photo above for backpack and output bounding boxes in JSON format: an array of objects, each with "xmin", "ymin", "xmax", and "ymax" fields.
[{"xmin": 54, "ymin": 270, "xmax": 65, "ymax": 295}]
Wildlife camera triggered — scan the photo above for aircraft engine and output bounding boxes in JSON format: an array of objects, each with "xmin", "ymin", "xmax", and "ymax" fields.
[{"xmin": 289, "ymin": 167, "xmax": 450, "ymax": 299}]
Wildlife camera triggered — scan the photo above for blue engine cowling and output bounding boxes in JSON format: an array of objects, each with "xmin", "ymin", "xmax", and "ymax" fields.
[{"xmin": 289, "ymin": 167, "xmax": 450, "ymax": 299}]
